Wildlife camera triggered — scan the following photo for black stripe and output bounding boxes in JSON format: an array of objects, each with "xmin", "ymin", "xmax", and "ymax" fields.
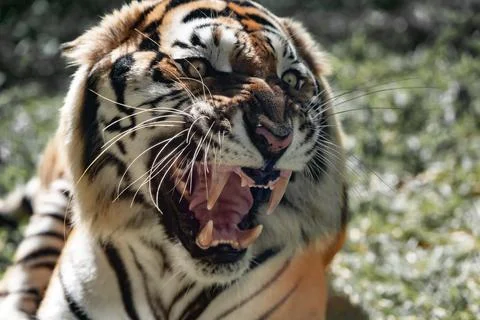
[
  {"xmin": 110, "ymin": 54, "xmax": 135, "ymax": 116},
  {"xmin": 139, "ymin": 12, "xmax": 163, "ymax": 51},
  {"xmin": 196, "ymin": 22, "xmax": 221, "ymax": 30},
  {"xmin": 303, "ymin": 125, "xmax": 316, "ymax": 142},
  {"xmin": 60, "ymin": 271, "xmax": 92, "ymax": 320},
  {"xmin": 282, "ymin": 45, "xmax": 289, "ymax": 58},
  {"xmin": 28, "ymin": 261, "xmax": 57, "ymax": 270},
  {"xmin": 130, "ymin": 247, "xmax": 167, "ymax": 320},
  {"xmin": 104, "ymin": 243, "xmax": 140, "ymax": 320},
  {"xmin": 139, "ymin": 32, "xmax": 160, "ymax": 51},
  {"xmin": 256, "ymin": 281, "xmax": 300, "ymax": 320},
  {"xmin": 132, "ymin": 4, "xmax": 157, "ymax": 31},
  {"xmin": 172, "ymin": 41, "xmax": 192, "ymax": 49},
  {"xmin": 144, "ymin": 19, "xmax": 162, "ymax": 35},
  {"xmin": 0, "ymin": 214, "xmax": 18, "ymax": 229},
  {"xmin": 39, "ymin": 212, "xmax": 67, "ymax": 223},
  {"xmin": 82, "ymin": 74, "xmax": 102, "ymax": 174},
  {"xmin": 16, "ymin": 247, "xmax": 61, "ymax": 265},
  {"xmin": 0, "ymin": 288, "xmax": 40, "ymax": 298},
  {"xmin": 170, "ymin": 97, "xmax": 191, "ymax": 110},
  {"xmin": 166, "ymin": 0, "xmax": 197, "ymax": 11},
  {"xmin": 249, "ymin": 248, "xmax": 280, "ymax": 270},
  {"xmin": 17, "ymin": 288, "xmax": 41, "ymax": 297},
  {"xmin": 245, "ymin": 13, "xmax": 276, "ymax": 30},
  {"xmin": 341, "ymin": 184, "xmax": 350, "ymax": 227},
  {"xmin": 182, "ymin": 8, "xmax": 233, "ymax": 23},
  {"xmin": 230, "ymin": 0, "xmax": 257, "ymax": 8},
  {"xmin": 88, "ymin": 152, "xmax": 129, "ymax": 183},
  {"xmin": 214, "ymin": 259, "xmax": 291, "ymax": 320},
  {"xmin": 139, "ymin": 238, "xmax": 171, "ymax": 276},
  {"xmin": 22, "ymin": 196, "xmax": 34, "ymax": 215},
  {"xmin": 149, "ymin": 51, "xmax": 167, "ymax": 68},
  {"xmin": 263, "ymin": 35, "xmax": 275, "ymax": 53},
  {"xmin": 190, "ymin": 33, "xmax": 207, "ymax": 48},
  {"xmin": 167, "ymin": 282, "xmax": 195, "ymax": 318},
  {"xmin": 183, "ymin": 8, "xmax": 218, "ymax": 22},
  {"xmin": 178, "ymin": 286, "xmax": 225, "ymax": 320},
  {"xmin": 26, "ymin": 231, "xmax": 65, "ymax": 241},
  {"xmin": 117, "ymin": 140, "xmax": 127, "ymax": 155}
]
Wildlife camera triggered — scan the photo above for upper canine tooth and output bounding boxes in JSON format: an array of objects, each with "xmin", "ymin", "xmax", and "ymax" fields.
[
  {"xmin": 196, "ymin": 220, "xmax": 214, "ymax": 249},
  {"xmin": 266, "ymin": 171, "xmax": 292, "ymax": 215},
  {"xmin": 207, "ymin": 169, "xmax": 231, "ymax": 210},
  {"xmin": 239, "ymin": 225, "xmax": 264, "ymax": 249},
  {"xmin": 241, "ymin": 176, "xmax": 249, "ymax": 188}
]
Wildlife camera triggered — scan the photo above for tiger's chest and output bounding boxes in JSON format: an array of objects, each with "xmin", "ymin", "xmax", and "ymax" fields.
[{"xmin": 37, "ymin": 229, "xmax": 330, "ymax": 320}]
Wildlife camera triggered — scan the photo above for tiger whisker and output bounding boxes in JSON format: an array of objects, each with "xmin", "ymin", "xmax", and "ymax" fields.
[
  {"xmin": 183, "ymin": 126, "xmax": 209, "ymax": 196},
  {"xmin": 161, "ymin": 69, "xmax": 200, "ymax": 103},
  {"xmin": 201, "ymin": 123, "xmax": 216, "ymax": 200},
  {"xmin": 78, "ymin": 122, "xmax": 182, "ymax": 185},
  {"xmin": 115, "ymin": 129, "xmax": 190, "ymax": 201},
  {"xmin": 312, "ymin": 85, "xmax": 436, "ymax": 120},
  {"xmin": 134, "ymin": 28, "xmax": 161, "ymax": 48},
  {"xmin": 103, "ymin": 106, "xmax": 192, "ymax": 132},
  {"xmin": 102, "ymin": 120, "xmax": 184, "ymax": 153},
  {"xmin": 177, "ymin": 75, "xmax": 215, "ymax": 103},
  {"xmin": 326, "ymin": 106, "xmax": 404, "ymax": 118},
  {"xmin": 137, "ymin": 130, "xmax": 191, "ymax": 210},
  {"xmin": 186, "ymin": 116, "xmax": 208, "ymax": 143},
  {"xmin": 320, "ymin": 138, "xmax": 396, "ymax": 193},
  {"xmin": 154, "ymin": 145, "xmax": 191, "ymax": 210},
  {"xmin": 89, "ymin": 89, "xmax": 162, "ymax": 113},
  {"xmin": 171, "ymin": 151, "xmax": 193, "ymax": 202},
  {"xmin": 125, "ymin": 128, "xmax": 189, "ymax": 210},
  {"xmin": 306, "ymin": 78, "xmax": 422, "ymax": 112}
]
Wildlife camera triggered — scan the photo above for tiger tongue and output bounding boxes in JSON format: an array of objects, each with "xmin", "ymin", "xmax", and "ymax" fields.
[{"xmin": 188, "ymin": 165, "xmax": 254, "ymax": 249}]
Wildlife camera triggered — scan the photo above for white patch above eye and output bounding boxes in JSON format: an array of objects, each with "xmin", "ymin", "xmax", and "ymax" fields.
[
  {"xmin": 171, "ymin": 24, "xmax": 238, "ymax": 73},
  {"xmin": 202, "ymin": 26, "xmax": 237, "ymax": 73},
  {"xmin": 163, "ymin": 2, "xmax": 240, "ymax": 73},
  {"xmin": 266, "ymin": 32, "xmax": 302, "ymax": 79}
]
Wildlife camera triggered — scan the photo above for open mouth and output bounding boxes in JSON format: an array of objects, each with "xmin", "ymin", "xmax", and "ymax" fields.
[{"xmin": 171, "ymin": 162, "xmax": 292, "ymax": 254}]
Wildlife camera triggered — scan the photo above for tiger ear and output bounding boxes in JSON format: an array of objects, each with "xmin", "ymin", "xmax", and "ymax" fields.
[
  {"xmin": 281, "ymin": 18, "xmax": 332, "ymax": 77},
  {"xmin": 60, "ymin": 38, "xmax": 82, "ymax": 65},
  {"xmin": 60, "ymin": 1, "xmax": 153, "ymax": 67}
]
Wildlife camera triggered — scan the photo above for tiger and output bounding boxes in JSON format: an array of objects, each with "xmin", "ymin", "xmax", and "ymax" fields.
[{"xmin": 0, "ymin": 0, "xmax": 349, "ymax": 319}]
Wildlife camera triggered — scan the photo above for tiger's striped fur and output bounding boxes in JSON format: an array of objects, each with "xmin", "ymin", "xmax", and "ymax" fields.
[
  {"xmin": 1, "ymin": 0, "xmax": 349, "ymax": 318},
  {"xmin": 0, "ymin": 136, "xmax": 71, "ymax": 319}
]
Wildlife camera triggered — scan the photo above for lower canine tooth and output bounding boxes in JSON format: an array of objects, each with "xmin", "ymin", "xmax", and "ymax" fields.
[
  {"xmin": 266, "ymin": 171, "xmax": 292, "ymax": 215},
  {"xmin": 196, "ymin": 220, "xmax": 214, "ymax": 249},
  {"xmin": 239, "ymin": 225, "xmax": 263, "ymax": 249}
]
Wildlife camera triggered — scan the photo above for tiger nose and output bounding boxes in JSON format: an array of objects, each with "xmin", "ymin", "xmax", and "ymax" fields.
[{"xmin": 255, "ymin": 125, "xmax": 293, "ymax": 154}]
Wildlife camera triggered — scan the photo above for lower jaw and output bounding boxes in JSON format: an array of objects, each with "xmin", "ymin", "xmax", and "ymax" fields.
[
  {"xmin": 155, "ymin": 163, "xmax": 290, "ymax": 274},
  {"xmin": 168, "ymin": 184, "xmax": 252, "ymax": 265}
]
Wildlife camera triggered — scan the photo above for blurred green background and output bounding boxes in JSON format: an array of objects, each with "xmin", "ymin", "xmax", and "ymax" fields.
[{"xmin": 0, "ymin": 0, "xmax": 479, "ymax": 318}]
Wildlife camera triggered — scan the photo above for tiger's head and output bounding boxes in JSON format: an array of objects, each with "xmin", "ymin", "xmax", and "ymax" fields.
[{"xmin": 61, "ymin": 0, "xmax": 347, "ymax": 285}]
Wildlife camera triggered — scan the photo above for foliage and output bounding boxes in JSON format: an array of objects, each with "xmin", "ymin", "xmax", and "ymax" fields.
[{"xmin": 0, "ymin": 0, "xmax": 479, "ymax": 318}]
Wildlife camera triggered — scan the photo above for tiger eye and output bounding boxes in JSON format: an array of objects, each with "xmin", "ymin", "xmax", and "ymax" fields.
[
  {"xmin": 186, "ymin": 59, "xmax": 208, "ymax": 78},
  {"xmin": 282, "ymin": 71, "xmax": 299, "ymax": 89}
]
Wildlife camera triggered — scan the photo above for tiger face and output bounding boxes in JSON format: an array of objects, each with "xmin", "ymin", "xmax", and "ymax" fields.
[{"xmin": 62, "ymin": 0, "xmax": 346, "ymax": 284}]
